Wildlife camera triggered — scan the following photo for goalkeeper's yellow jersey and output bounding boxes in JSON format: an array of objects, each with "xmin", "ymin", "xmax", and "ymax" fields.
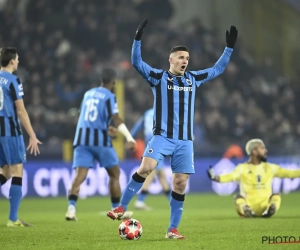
[{"xmin": 219, "ymin": 162, "xmax": 300, "ymax": 200}]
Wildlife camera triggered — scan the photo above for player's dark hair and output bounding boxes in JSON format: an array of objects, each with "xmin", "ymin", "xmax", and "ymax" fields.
[
  {"xmin": 101, "ymin": 68, "xmax": 116, "ymax": 84},
  {"xmin": 170, "ymin": 45, "xmax": 189, "ymax": 54},
  {"xmin": 0, "ymin": 47, "xmax": 17, "ymax": 67}
]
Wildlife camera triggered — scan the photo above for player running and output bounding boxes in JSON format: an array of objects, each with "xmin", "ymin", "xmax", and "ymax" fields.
[
  {"xmin": 65, "ymin": 68, "xmax": 136, "ymax": 221},
  {"xmin": 107, "ymin": 19, "xmax": 238, "ymax": 239},
  {"xmin": 207, "ymin": 139, "xmax": 300, "ymax": 218}
]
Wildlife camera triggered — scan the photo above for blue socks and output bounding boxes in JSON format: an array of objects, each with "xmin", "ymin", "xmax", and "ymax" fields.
[
  {"xmin": 120, "ymin": 172, "xmax": 145, "ymax": 210},
  {"xmin": 111, "ymin": 197, "xmax": 120, "ymax": 209},
  {"xmin": 138, "ymin": 190, "xmax": 148, "ymax": 202},
  {"xmin": 9, "ymin": 177, "xmax": 22, "ymax": 222},
  {"xmin": 168, "ymin": 191, "xmax": 185, "ymax": 232},
  {"xmin": 68, "ymin": 194, "xmax": 78, "ymax": 207}
]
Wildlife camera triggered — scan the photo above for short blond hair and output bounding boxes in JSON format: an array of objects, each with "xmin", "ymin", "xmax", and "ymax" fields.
[{"xmin": 245, "ymin": 139, "xmax": 264, "ymax": 156}]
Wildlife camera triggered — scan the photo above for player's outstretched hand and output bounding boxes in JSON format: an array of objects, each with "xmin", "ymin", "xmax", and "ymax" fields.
[
  {"xmin": 207, "ymin": 165, "xmax": 216, "ymax": 180},
  {"xmin": 27, "ymin": 136, "xmax": 42, "ymax": 156},
  {"xmin": 108, "ymin": 126, "xmax": 118, "ymax": 138},
  {"xmin": 135, "ymin": 19, "xmax": 148, "ymax": 41},
  {"xmin": 226, "ymin": 26, "xmax": 238, "ymax": 48},
  {"xmin": 126, "ymin": 141, "xmax": 137, "ymax": 152}
]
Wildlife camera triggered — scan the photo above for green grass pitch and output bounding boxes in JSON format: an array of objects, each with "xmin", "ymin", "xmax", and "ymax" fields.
[{"xmin": 0, "ymin": 193, "xmax": 299, "ymax": 250}]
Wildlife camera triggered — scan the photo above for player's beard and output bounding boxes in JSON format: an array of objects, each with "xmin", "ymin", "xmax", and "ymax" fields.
[{"xmin": 259, "ymin": 155, "xmax": 267, "ymax": 162}]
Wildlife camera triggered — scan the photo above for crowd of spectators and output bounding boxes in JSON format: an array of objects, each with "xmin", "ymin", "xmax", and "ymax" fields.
[{"xmin": 0, "ymin": 0, "xmax": 299, "ymax": 158}]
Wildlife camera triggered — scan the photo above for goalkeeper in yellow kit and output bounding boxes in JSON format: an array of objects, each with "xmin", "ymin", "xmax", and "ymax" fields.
[{"xmin": 207, "ymin": 139, "xmax": 300, "ymax": 218}]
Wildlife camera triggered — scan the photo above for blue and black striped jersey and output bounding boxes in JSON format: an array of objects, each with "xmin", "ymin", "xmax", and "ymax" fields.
[
  {"xmin": 131, "ymin": 40, "xmax": 233, "ymax": 141},
  {"xmin": 0, "ymin": 70, "xmax": 23, "ymax": 137},
  {"xmin": 73, "ymin": 87, "xmax": 119, "ymax": 147}
]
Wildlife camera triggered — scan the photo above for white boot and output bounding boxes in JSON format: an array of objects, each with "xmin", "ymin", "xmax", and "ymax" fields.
[{"xmin": 65, "ymin": 205, "xmax": 77, "ymax": 221}]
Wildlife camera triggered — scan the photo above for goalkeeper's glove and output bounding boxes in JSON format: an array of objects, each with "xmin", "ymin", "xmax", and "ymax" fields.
[
  {"xmin": 207, "ymin": 165, "xmax": 216, "ymax": 180},
  {"xmin": 135, "ymin": 19, "xmax": 148, "ymax": 41},
  {"xmin": 226, "ymin": 26, "xmax": 238, "ymax": 48}
]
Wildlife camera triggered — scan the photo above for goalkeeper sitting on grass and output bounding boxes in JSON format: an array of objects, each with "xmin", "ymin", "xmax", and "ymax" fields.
[{"xmin": 207, "ymin": 139, "xmax": 300, "ymax": 218}]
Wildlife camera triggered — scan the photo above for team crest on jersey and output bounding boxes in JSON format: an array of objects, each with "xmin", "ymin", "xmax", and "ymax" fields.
[
  {"xmin": 148, "ymin": 148, "xmax": 153, "ymax": 154},
  {"xmin": 186, "ymin": 79, "xmax": 192, "ymax": 85}
]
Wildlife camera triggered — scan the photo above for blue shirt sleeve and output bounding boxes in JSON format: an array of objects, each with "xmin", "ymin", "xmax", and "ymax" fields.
[
  {"xmin": 10, "ymin": 77, "xmax": 24, "ymax": 101},
  {"xmin": 131, "ymin": 40, "xmax": 164, "ymax": 86},
  {"xmin": 189, "ymin": 47, "xmax": 233, "ymax": 87},
  {"xmin": 107, "ymin": 94, "xmax": 119, "ymax": 117},
  {"xmin": 130, "ymin": 116, "xmax": 144, "ymax": 138}
]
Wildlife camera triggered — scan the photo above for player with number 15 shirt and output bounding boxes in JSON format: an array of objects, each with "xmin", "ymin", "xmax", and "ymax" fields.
[{"xmin": 65, "ymin": 68, "xmax": 136, "ymax": 221}]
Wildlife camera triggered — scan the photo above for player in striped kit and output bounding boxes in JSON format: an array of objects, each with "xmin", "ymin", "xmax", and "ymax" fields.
[
  {"xmin": 65, "ymin": 68, "xmax": 136, "ymax": 221},
  {"xmin": 107, "ymin": 19, "xmax": 238, "ymax": 239},
  {"xmin": 0, "ymin": 47, "xmax": 41, "ymax": 227}
]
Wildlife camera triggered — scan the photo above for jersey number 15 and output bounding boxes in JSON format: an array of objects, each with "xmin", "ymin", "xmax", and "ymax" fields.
[{"xmin": 84, "ymin": 98, "xmax": 99, "ymax": 122}]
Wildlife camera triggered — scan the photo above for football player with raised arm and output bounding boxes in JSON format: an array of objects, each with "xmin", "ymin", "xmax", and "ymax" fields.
[
  {"xmin": 107, "ymin": 19, "xmax": 238, "ymax": 239},
  {"xmin": 207, "ymin": 139, "xmax": 300, "ymax": 218}
]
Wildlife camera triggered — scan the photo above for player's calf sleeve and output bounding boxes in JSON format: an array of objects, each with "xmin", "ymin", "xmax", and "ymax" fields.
[
  {"xmin": 0, "ymin": 174, "xmax": 7, "ymax": 187},
  {"xmin": 9, "ymin": 177, "xmax": 22, "ymax": 222},
  {"xmin": 68, "ymin": 194, "xmax": 78, "ymax": 207},
  {"xmin": 120, "ymin": 172, "xmax": 145, "ymax": 211},
  {"xmin": 111, "ymin": 197, "xmax": 120, "ymax": 208},
  {"xmin": 269, "ymin": 194, "xmax": 281, "ymax": 211},
  {"xmin": 168, "ymin": 191, "xmax": 185, "ymax": 232},
  {"xmin": 138, "ymin": 190, "xmax": 148, "ymax": 202}
]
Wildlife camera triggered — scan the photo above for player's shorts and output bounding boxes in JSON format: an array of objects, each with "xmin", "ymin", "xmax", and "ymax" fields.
[
  {"xmin": 73, "ymin": 145, "xmax": 118, "ymax": 169},
  {"xmin": 144, "ymin": 145, "xmax": 165, "ymax": 171},
  {"xmin": 143, "ymin": 135, "xmax": 194, "ymax": 174},
  {"xmin": 0, "ymin": 135, "xmax": 26, "ymax": 167}
]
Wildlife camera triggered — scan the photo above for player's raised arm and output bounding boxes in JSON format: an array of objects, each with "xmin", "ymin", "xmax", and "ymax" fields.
[
  {"xmin": 131, "ymin": 19, "xmax": 163, "ymax": 85},
  {"xmin": 271, "ymin": 164, "xmax": 300, "ymax": 179},
  {"xmin": 207, "ymin": 164, "xmax": 241, "ymax": 183},
  {"xmin": 190, "ymin": 26, "xmax": 238, "ymax": 87}
]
